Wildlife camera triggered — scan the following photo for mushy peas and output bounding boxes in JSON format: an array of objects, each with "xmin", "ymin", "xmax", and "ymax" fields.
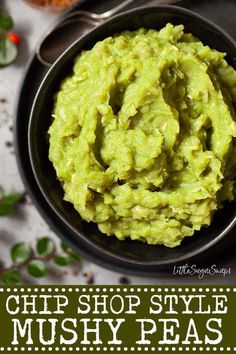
[{"xmin": 48, "ymin": 24, "xmax": 236, "ymax": 247}]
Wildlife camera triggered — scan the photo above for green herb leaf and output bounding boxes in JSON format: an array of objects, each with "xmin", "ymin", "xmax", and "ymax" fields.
[
  {"xmin": 11, "ymin": 243, "xmax": 32, "ymax": 264},
  {"xmin": 4, "ymin": 192, "xmax": 22, "ymax": 204},
  {"xmin": 1, "ymin": 269, "xmax": 20, "ymax": 285},
  {"xmin": 0, "ymin": 11, "xmax": 14, "ymax": 32},
  {"xmin": 0, "ymin": 202, "xmax": 14, "ymax": 216},
  {"xmin": 0, "ymin": 38, "xmax": 17, "ymax": 68},
  {"xmin": 27, "ymin": 260, "xmax": 48, "ymax": 278},
  {"xmin": 0, "ymin": 191, "xmax": 22, "ymax": 216},
  {"xmin": 0, "ymin": 186, "xmax": 4, "ymax": 199},
  {"xmin": 60, "ymin": 242, "xmax": 69, "ymax": 252},
  {"xmin": 54, "ymin": 255, "xmax": 73, "ymax": 267},
  {"xmin": 70, "ymin": 251, "xmax": 81, "ymax": 262},
  {"xmin": 37, "ymin": 237, "xmax": 55, "ymax": 257},
  {"xmin": 60, "ymin": 242, "xmax": 81, "ymax": 261}
]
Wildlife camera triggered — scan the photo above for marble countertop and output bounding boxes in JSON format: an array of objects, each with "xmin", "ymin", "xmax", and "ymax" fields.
[{"xmin": 0, "ymin": 0, "xmax": 235, "ymax": 285}]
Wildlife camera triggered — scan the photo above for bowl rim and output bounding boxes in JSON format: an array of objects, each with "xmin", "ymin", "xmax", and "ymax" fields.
[{"xmin": 28, "ymin": 4, "xmax": 236, "ymax": 267}]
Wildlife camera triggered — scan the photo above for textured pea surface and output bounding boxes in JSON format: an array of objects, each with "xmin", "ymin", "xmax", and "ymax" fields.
[{"xmin": 49, "ymin": 24, "xmax": 236, "ymax": 247}]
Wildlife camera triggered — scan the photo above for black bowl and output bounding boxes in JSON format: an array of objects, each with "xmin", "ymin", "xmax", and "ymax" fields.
[{"xmin": 28, "ymin": 5, "xmax": 236, "ymax": 273}]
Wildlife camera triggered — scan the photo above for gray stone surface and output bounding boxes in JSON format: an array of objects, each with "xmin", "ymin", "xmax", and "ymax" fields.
[{"xmin": 0, "ymin": 0, "xmax": 235, "ymax": 284}]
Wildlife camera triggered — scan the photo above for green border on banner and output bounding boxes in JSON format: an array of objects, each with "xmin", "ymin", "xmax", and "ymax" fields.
[{"xmin": 0, "ymin": 286, "xmax": 235, "ymax": 354}]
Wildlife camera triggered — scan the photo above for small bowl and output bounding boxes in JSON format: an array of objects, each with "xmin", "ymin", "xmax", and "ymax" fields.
[
  {"xmin": 24, "ymin": 0, "xmax": 80, "ymax": 12},
  {"xmin": 28, "ymin": 5, "xmax": 236, "ymax": 273}
]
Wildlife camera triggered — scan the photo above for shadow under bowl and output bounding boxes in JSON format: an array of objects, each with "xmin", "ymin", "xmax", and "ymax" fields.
[{"xmin": 28, "ymin": 5, "xmax": 236, "ymax": 273}]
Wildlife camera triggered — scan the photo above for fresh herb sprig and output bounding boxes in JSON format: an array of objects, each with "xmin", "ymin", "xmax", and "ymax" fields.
[
  {"xmin": 0, "ymin": 238, "xmax": 81, "ymax": 285},
  {"xmin": 0, "ymin": 11, "xmax": 20, "ymax": 67},
  {"xmin": 0, "ymin": 186, "xmax": 22, "ymax": 216},
  {"xmin": 0, "ymin": 11, "xmax": 13, "ymax": 32},
  {"xmin": 0, "ymin": 186, "xmax": 82, "ymax": 284}
]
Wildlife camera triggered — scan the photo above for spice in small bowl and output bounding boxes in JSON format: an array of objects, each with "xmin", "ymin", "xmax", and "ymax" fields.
[{"xmin": 24, "ymin": 0, "xmax": 80, "ymax": 12}]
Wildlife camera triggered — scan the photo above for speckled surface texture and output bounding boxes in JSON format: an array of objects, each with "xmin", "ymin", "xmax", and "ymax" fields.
[{"xmin": 0, "ymin": 0, "xmax": 236, "ymax": 284}]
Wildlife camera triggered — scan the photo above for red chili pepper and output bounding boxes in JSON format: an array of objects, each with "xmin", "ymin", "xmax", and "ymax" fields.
[{"xmin": 6, "ymin": 33, "xmax": 21, "ymax": 46}]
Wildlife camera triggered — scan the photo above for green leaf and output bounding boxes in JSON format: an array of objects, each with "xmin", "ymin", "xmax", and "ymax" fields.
[
  {"xmin": 54, "ymin": 255, "xmax": 73, "ymax": 267},
  {"xmin": 0, "ymin": 38, "xmax": 17, "ymax": 68},
  {"xmin": 70, "ymin": 251, "xmax": 81, "ymax": 262},
  {"xmin": 60, "ymin": 242, "xmax": 69, "ymax": 252},
  {"xmin": 11, "ymin": 243, "xmax": 32, "ymax": 264},
  {"xmin": 1, "ymin": 269, "xmax": 20, "ymax": 285},
  {"xmin": 27, "ymin": 260, "xmax": 48, "ymax": 278},
  {"xmin": 4, "ymin": 192, "xmax": 22, "ymax": 204},
  {"xmin": 0, "ymin": 202, "xmax": 14, "ymax": 216},
  {"xmin": 37, "ymin": 237, "xmax": 55, "ymax": 257},
  {"xmin": 60, "ymin": 242, "xmax": 81, "ymax": 262},
  {"xmin": 0, "ymin": 11, "xmax": 14, "ymax": 32},
  {"xmin": 0, "ymin": 186, "xmax": 4, "ymax": 198},
  {"xmin": 0, "ymin": 191, "xmax": 22, "ymax": 216}
]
